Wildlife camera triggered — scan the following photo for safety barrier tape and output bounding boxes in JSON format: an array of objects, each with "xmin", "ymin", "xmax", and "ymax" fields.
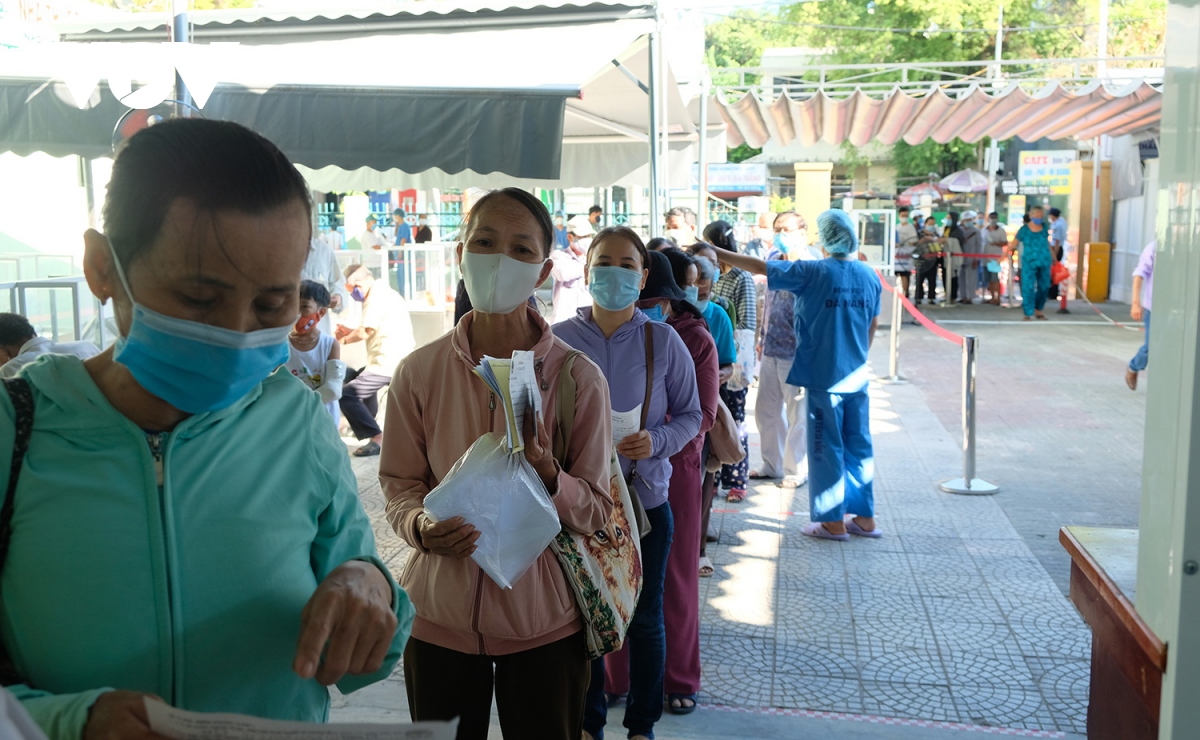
[
  {"xmin": 1068, "ymin": 278, "xmax": 1144, "ymax": 332},
  {"xmin": 877, "ymin": 272, "xmax": 966, "ymax": 346}
]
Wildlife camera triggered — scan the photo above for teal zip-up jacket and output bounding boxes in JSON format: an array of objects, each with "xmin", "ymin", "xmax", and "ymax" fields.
[{"xmin": 0, "ymin": 356, "xmax": 414, "ymax": 740}]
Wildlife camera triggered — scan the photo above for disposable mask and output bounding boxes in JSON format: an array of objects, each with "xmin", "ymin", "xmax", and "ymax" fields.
[
  {"xmin": 683, "ymin": 286, "xmax": 700, "ymax": 306},
  {"xmin": 664, "ymin": 228, "xmax": 693, "ymax": 246},
  {"xmin": 1031, "ymin": 217, "xmax": 1044, "ymax": 225},
  {"xmin": 588, "ymin": 266, "xmax": 643, "ymax": 311},
  {"xmin": 350, "ymin": 286, "xmax": 366, "ymax": 302},
  {"xmin": 461, "ymin": 251, "xmax": 546, "ymax": 314},
  {"xmin": 418, "ymin": 219, "xmax": 428, "ymax": 226},
  {"xmin": 295, "ymin": 313, "xmax": 321, "ymax": 334},
  {"xmin": 899, "ymin": 217, "xmax": 910, "ymax": 224},
  {"xmin": 641, "ymin": 304, "xmax": 665, "ymax": 322},
  {"xmin": 696, "ymin": 298, "xmax": 711, "ymax": 314},
  {"xmin": 107, "ymin": 242, "xmax": 292, "ymax": 414}
]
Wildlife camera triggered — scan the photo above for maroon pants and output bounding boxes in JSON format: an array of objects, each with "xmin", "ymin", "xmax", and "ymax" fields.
[{"xmin": 606, "ymin": 445, "xmax": 704, "ymax": 696}]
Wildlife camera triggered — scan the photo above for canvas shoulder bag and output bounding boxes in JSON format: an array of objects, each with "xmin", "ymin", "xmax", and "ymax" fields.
[{"xmin": 550, "ymin": 351, "xmax": 645, "ymax": 659}]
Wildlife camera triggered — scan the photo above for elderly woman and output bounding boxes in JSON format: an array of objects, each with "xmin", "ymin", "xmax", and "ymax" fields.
[
  {"xmin": 0, "ymin": 119, "xmax": 412, "ymax": 740},
  {"xmin": 713, "ymin": 209, "xmax": 883, "ymax": 542},
  {"xmin": 380, "ymin": 188, "xmax": 614, "ymax": 740}
]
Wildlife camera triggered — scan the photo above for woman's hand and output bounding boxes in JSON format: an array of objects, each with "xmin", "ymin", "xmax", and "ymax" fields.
[
  {"xmin": 1131, "ymin": 302, "xmax": 1144, "ymax": 322},
  {"xmin": 523, "ymin": 408, "xmax": 558, "ymax": 491},
  {"xmin": 418, "ymin": 515, "xmax": 479, "ymax": 558},
  {"xmin": 293, "ymin": 560, "xmax": 398, "ymax": 686},
  {"xmin": 616, "ymin": 431, "xmax": 653, "ymax": 461},
  {"xmin": 84, "ymin": 691, "xmax": 171, "ymax": 740},
  {"xmin": 719, "ymin": 364, "xmax": 734, "ymax": 384}
]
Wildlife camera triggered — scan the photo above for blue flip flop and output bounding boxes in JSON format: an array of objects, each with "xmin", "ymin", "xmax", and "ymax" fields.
[{"xmin": 845, "ymin": 518, "xmax": 883, "ymax": 538}]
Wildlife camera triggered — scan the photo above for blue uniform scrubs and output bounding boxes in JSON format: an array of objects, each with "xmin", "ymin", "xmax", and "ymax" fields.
[{"xmin": 767, "ymin": 257, "xmax": 882, "ymax": 523}]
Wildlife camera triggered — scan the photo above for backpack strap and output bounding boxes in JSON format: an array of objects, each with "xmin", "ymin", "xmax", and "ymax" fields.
[
  {"xmin": 639, "ymin": 327, "xmax": 654, "ymax": 431},
  {"xmin": 552, "ymin": 351, "xmax": 584, "ymax": 465},
  {"xmin": 0, "ymin": 377, "xmax": 34, "ymax": 686}
]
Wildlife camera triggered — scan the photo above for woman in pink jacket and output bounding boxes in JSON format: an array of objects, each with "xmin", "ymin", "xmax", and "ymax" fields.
[{"xmin": 380, "ymin": 188, "xmax": 614, "ymax": 740}]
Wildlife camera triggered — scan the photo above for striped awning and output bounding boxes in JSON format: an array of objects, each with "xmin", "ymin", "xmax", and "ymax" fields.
[{"xmin": 716, "ymin": 79, "xmax": 1162, "ymax": 149}]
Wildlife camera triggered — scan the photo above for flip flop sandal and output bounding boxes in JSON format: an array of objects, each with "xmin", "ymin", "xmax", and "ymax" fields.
[
  {"xmin": 352, "ymin": 441, "xmax": 381, "ymax": 457},
  {"xmin": 726, "ymin": 488, "xmax": 747, "ymax": 503},
  {"xmin": 698, "ymin": 556, "xmax": 715, "ymax": 578},
  {"xmin": 800, "ymin": 521, "xmax": 849, "ymax": 542},
  {"xmin": 780, "ymin": 475, "xmax": 808, "ymax": 489},
  {"xmin": 668, "ymin": 694, "xmax": 699, "ymax": 715},
  {"xmin": 845, "ymin": 517, "xmax": 883, "ymax": 539},
  {"xmin": 748, "ymin": 470, "xmax": 775, "ymax": 480}
]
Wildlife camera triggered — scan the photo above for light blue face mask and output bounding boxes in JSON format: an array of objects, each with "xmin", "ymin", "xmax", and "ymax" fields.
[
  {"xmin": 588, "ymin": 266, "xmax": 643, "ymax": 312},
  {"xmin": 696, "ymin": 298, "xmax": 711, "ymax": 314},
  {"xmin": 683, "ymin": 285, "xmax": 700, "ymax": 306},
  {"xmin": 641, "ymin": 304, "xmax": 665, "ymax": 322},
  {"xmin": 108, "ymin": 241, "xmax": 293, "ymax": 414}
]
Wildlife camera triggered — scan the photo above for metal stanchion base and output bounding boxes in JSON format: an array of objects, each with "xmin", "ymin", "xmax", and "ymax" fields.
[
  {"xmin": 877, "ymin": 376, "xmax": 909, "ymax": 385},
  {"xmin": 939, "ymin": 478, "xmax": 999, "ymax": 495}
]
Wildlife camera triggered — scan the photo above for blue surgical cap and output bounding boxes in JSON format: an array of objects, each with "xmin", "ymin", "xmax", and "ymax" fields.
[{"xmin": 818, "ymin": 209, "xmax": 858, "ymax": 255}]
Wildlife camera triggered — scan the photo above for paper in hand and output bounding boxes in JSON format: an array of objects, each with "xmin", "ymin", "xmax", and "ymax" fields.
[{"xmin": 145, "ymin": 700, "xmax": 457, "ymax": 740}]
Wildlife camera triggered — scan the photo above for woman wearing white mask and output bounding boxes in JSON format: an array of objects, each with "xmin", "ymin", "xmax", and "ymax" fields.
[
  {"xmin": 0, "ymin": 119, "xmax": 412, "ymax": 738},
  {"xmin": 554, "ymin": 227, "xmax": 702, "ymax": 740},
  {"xmin": 380, "ymin": 188, "xmax": 615, "ymax": 740}
]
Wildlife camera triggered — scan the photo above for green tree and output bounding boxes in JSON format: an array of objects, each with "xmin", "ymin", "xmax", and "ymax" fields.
[
  {"xmin": 89, "ymin": 0, "xmax": 255, "ymax": 10},
  {"xmin": 891, "ymin": 138, "xmax": 984, "ymax": 181},
  {"xmin": 705, "ymin": 10, "xmax": 804, "ymax": 86}
]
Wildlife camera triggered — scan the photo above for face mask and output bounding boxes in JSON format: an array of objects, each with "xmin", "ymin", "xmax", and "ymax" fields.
[
  {"xmin": 418, "ymin": 219, "xmax": 428, "ymax": 226},
  {"xmin": 899, "ymin": 216, "xmax": 910, "ymax": 224},
  {"xmin": 963, "ymin": 219, "xmax": 975, "ymax": 228},
  {"xmin": 574, "ymin": 237, "xmax": 593, "ymax": 253},
  {"xmin": 350, "ymin": 286, "xmax": 366, "ymax": 302},
  {"xmin": 664, "ymin": 228, "xmax": 693, "ymax": 246},
  {"xmin": 461, "ymin": 250, "xmax": 546, "ymax": 314},
  {"xmin": 555, "ymin": 220, "xmax": 564, "ymax": 228},
  {"xmin": 1031, "ymin": 217, "xmax": 1044, "ymax": 225},
  {"xmin": 294, "ymin": 313, "xmax": 320, "ymax": 334},
  {"xmin": 588, "ymin": 266, "xmax": 643, "ymax": 312},
  {"xmin": 989, "ymin": 220, "xmax": 999, "ymax": 227},
  {"xmin": 641, "ymin": 304, "xmax": 665, "ymax": 322},
  {"xmin": 696, "ymin": 297, "xmax": 711, "ymax": 314},
  {"xmin": 107, "ymin": 242, "xmax": 292, "ymax": 414},
  {"xmin": 683, "ymin": 285, "xmax": 700, "ymax": 306}
]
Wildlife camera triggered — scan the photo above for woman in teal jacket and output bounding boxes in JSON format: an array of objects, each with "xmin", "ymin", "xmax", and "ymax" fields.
[{"xmin": 0, "ymin": 119, "xmax": 413, "ymax": 740}]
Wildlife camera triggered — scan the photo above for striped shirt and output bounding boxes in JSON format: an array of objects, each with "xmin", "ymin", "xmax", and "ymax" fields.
[{"xmin": 713, "ymin": 267, "xmax": 758, "ymax": 333}]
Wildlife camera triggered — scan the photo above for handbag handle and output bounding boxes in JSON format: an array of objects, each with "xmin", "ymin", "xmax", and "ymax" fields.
[{"xmin": 639, "ymin": 327, "xmax": 654, "ymax": 431}]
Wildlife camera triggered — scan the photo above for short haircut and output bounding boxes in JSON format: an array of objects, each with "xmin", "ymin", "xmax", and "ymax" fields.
[
  {"xmin": 587, "ymin": 226, "xmax": 650, "ymax": 270},
  {"xmin": 1030, "ymin": 204, "xmax": 1045, "ymax": 212},
  {"xmin": 344, "ymin": 263, "xmax": 365, "ymax": 279},
  {"xmin": 773, "ymin": 210, "xmax": 805, "ymax": 230},
  {"xmin": 465, "ymin": 188, "xmax": 554, "ymax": 258},
  {"xmin": 898, "ymin": 206, "xmax": 911, "ymax": 215},
  {"xmin": 693, "ymin": 253, "xmax": 718, "ymax": 282},
  {"xmin": 299, "ymin": 280, "xmax": 331, "ymax": 308},
  {"xmin": 646, "ymin": 237, "xmax": 677, "ymax": 252},
  {"xmin": 0, "ymin": 313, "xmax": 36, "ymax": 347},
  {"xmin": 1048, "ymin": 208, "xmax": 1062, "ymax": 218},
  {"xmin": 988, "ymin": 212, "xmax": 999, "ymax": 219},
  {"xmin": 588, "ymin": 205, "xmax": 603, "ymax": 215},
  {"xmin": 665, "ymin": 206, "xmax": 697, "ymax": 228},
  {"xmin": 687, "ymin": 241, "xmax": 718, "ymax": 260}
]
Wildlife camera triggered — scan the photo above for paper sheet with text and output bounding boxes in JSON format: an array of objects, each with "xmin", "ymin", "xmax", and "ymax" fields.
[
  {"xmin": 611, "ymin": 404, "xmax": 643, "ymax": 447},
  {"xmin": 472, "ymin": 350, "xmax": 541, "ymax": 453},
  {"xmin": 145, "ymin": 700, "xmax": 457, "ymax": 740}
]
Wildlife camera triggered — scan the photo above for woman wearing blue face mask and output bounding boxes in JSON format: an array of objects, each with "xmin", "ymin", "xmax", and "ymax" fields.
[
  {"xmin": 555, "ymin": 227, "xmax": 703, "ymax": 740},
  {"xmin": 0, "ymin": 119, "xmax": 413, "ymax": 739},
  {"xmin": 1008, "ymin": 205, "xmax": 1055, "ymax": 321}
]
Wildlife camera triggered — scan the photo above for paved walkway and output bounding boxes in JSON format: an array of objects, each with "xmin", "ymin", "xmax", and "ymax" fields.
[{"xmin": 333, "ymin": 297, "xmax": 1149, "ymax": 738}]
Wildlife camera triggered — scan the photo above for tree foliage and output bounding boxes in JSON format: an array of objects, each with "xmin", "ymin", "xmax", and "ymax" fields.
[
  {"xmin": 891, "ymin": 138, "xmax": 983, "ymax": 181},
  {"xmin": 88, "ymin": 0, "xmax": 255, "ymax": 10}
]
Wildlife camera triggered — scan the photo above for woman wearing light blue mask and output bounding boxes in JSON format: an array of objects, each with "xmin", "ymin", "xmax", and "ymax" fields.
[
  {"xmin": 555, "ymin": 227, "xmax": 703, "ymax": 740},
  {"xmin": 0, "ymin": 119, "xmax": 413, "ymax": 738}
]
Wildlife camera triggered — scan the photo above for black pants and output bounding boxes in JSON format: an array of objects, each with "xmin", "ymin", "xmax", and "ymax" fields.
[
  {"xmin": 914, "ymin": 262, "xmax": 939, "ymax": 303},
  {"xmin": 1047, "ymin": 245, "xmax": 1065, "ymax": 300},
  {"xmin": 339, "ymin": 367, "xmax": 390, "ymax": 440},
  {"xmin": 405, "ymin": 632, "xmax": 590, "ymax": 740}
]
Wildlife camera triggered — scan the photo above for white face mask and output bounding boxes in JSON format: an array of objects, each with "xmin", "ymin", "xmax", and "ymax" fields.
[
  {"xmin": 461, "ymin": 251, "xmax": 546, "ymax": 314},
  {"xmin": 664, "ymin": 228, "xmax": 693, "ymax": 246}
]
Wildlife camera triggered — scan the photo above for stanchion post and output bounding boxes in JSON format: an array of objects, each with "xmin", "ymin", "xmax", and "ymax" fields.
[
  {"xmin": 1004, "ymin": 255, "xmax": 1016, "ymax": 308},
  {"xmin": 881, "ymin": 276, "xmax": 907, "ymax": 384},
  {"xmin": 939, "ymin": 335, "xmax": 999, "ymax": 495}
]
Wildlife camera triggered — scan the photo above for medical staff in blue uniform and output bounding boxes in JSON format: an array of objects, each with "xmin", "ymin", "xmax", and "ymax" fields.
[{"xmin": 711, "ymin": 209, "xmax": 883, "ymax": 541}]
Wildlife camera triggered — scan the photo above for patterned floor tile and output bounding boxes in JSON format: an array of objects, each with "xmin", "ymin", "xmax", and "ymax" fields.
[
  {"xmin": 772, "ymin": 674, "xmax": 864, "ymax": 714},
  {"xmin": 861, "ymin": 681, "xmax": 960, "ymax": 722},
  {"xmin": 931, "ymin": 620, "xmax": 1018, "ymax": 651},
  {"xmin": 942, "ymin": 648, "xmax": 1035, "ymax": 685},
  {"xmin": 951, "ymin": 681, "xmax": 1056, "ymax": 730},
  {"xmin": 859, "ymin": 648, "xmax": 948, "ymax": 686},
  {"xmin": 1031, "ymin": 659, "xmax": 1089, "ymax": 734},
  {"xmin": 773, "ymin": 639, "xmax": 859, "ymax": 681}
]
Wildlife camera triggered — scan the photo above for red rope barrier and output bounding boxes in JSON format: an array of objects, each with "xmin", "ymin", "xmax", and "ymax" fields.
[{"xmin": 877, "ymin": 271, "xmax": 965, "ymax": 346}]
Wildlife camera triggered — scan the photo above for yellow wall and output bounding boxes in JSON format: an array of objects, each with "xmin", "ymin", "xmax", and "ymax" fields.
[{"xmin": 793, "ymin": 162, "xmax": 833, "ymax": 231}]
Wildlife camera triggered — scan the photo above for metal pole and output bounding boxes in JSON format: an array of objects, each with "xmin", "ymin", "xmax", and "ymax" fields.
[
  {"xmin": 648, "ymin": 31, "xmax": 661, "ymax": 236},
  {"xmin": 984, "ymin": 142, "xmax": 999, "ymax": 223},
  {"xmin": 881, "ymin": 276, "xmax": 907, "ymax": 384},
  {"xmin": 992, "ymin": 4, "xmax": 1004, "ymax": 82},
  {"xmin": 940, "ymin": 335, "xmax": 999, "ymax": 494},
  {"xmin": 1097, "ymin": 0, "xmax": 1110, "ymax": 80},
  {"xmin": 697, "ymin": 73, "xmax": 710, "ymax": 224},
  {"xmin": 171, "ymin": 0, "xmax": 192, "ymax": 113}
]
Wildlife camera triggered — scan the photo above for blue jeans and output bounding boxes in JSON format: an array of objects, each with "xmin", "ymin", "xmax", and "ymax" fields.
[
  {"xmin": 584, "ymin": 502, "xmax": 674, "ymax": 740},
  {"xmin": 807, "ymin": 389, "xmax": 875, "ymax": 523},
  {"xmin": 1022, "ymin": 263, "xmax": 1051, "ymax": 317},
  {"xmin": 1130, "ymin": 309, "xmax": 1151, "ymax": 372}
]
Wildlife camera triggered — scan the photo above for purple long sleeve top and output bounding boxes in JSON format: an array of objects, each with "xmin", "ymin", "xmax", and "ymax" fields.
[{"xmin": 554, "ymin": 307, "xmax": 703, "ymax": 510}]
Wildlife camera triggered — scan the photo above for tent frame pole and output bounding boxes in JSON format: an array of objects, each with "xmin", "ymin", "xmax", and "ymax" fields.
[
  {"xmin": 648, "ymin": 30, "xmax": 661, "ymax": 237},
  {"xmin": 697, "ymin": 73, "xmax": 709, "ymax": 224}
]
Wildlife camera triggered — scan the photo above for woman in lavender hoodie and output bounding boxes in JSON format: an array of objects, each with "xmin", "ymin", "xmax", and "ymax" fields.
[{"xmin": 555, "ymin": 226, "xmax": 703, "ymax": 740}]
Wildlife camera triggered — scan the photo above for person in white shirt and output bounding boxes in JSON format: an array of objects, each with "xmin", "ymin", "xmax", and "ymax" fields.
[
  {"xmin": 300, "ymin": 237, "xmax": 348, "ymax": 335},
  {"xmin": 360, "ymin": 214, "xmax": 389, "ymax": 253},
  {"xmin": 0, "ymin": 313, "xmax": 100, "ymax": 379},
  {"xmin": 549, "ymin": 215, "xmax": 593, "ymax": 323},
  {"xmin": 337, "ymin": 264, "xmax": 415, "ymax": 456}
]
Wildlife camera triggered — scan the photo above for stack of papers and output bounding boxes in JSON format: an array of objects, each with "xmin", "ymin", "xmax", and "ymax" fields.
[
  {"xmin": 473, "ymin": 350, "xmax": 542, "ymax": 453},
  {"xmin": 146, "ymin": 701, "xmax": 457, "ymax": 739}
]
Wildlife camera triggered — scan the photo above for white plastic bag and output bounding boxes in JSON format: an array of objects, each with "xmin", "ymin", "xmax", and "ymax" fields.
[
  {"xmin": 725, "ymin": 328, "xmax": 758, "ymax": 392},
  {"xmin": 423, "ymin": 432, "xmax": 561, "ymax": 590}
]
